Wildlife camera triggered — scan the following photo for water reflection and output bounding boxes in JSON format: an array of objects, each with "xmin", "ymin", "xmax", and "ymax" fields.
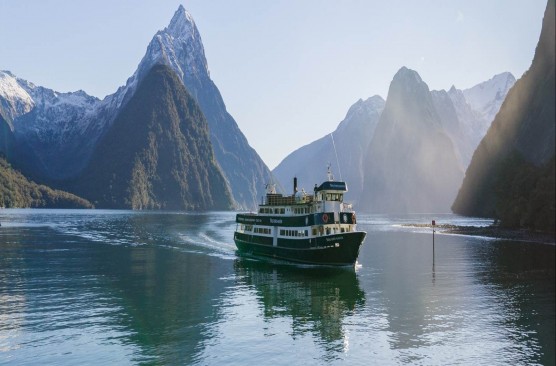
[
  {"xmin": 233, "ymin": 258, "xmax": 365, "ymax": 355},
  {"xmin": 1, "ymin": 210, "xmax": 554, "ymax": 365},
  {"xmin": 92, "ymin": 244, "xmax": 230, "ymax": 364},
  {"xmin": 85, "ymin": 213, "xmax": 233, "ymax": 364},
  {"xmin": 468, "ymin": 240, "xmax": 555, "ymax": 366},
  {"xmin": 0, "ymin": 225, "xmax": 146, "ymax": 364},
  {"xmin": 0, "ymin": 213, "xmax": 234, "ymax": 365},
  {"xmin": 0, "ymin": 229, "xmax": 26, "ymax": 354},
  {"xmin": 359, "ymin": 228, "xmax": 555, "ymax": 365}
]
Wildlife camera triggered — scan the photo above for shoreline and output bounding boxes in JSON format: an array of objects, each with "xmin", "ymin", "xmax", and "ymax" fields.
[{"xmin": 402, "ymin": 223, "xmax": 556, "ymax": 245}]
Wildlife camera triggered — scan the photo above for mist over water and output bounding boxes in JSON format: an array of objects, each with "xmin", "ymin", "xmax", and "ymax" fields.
[{"xmin": 0, "ymin": 210, "xmax": 554, "ymax": 365}]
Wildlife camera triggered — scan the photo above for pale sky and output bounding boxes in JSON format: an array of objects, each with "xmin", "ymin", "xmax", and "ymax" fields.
[{"xmin": 0, "ymin": 1, "xmax": 547, "ymax": 169}]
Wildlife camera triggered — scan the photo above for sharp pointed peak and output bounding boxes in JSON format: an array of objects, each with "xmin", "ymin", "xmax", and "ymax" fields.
[
  {"xmin": 166, "ymin": 5, "xmax": 197, "ymax": 37},
  {"xmin": 392, "ymin": 66, "xmax": 424, "ymax": 84},
  {"xmin": 173, "ymin": 4, "xmax": 191, "ymax": 20}
]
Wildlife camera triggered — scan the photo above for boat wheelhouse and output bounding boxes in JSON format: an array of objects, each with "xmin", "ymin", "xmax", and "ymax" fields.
[{"xmin": 234, "ymin": 169, "xmax": 366, "ymax": 266}]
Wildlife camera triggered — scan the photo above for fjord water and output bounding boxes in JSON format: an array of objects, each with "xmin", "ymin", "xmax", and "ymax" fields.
[{"xmin": 0, "ymin": 210, "xmax": 554, "ymax": 365}]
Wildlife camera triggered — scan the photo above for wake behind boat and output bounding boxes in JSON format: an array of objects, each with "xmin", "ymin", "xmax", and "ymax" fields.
[{"xmin": 234, "ymin": 168, "xmax": 366, "ymax": 266}]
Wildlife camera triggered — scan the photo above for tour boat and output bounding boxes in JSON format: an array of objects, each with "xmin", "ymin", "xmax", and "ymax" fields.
[{"xmin": 234, "ymin": 168, "xmax": 366, "ymax": 266}]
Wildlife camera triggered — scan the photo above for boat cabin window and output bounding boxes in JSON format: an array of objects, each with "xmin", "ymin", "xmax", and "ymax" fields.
[
  {"xmin": 324, "ymin": 193, "xmax": 343, "ymax": 202},
  {"xmin": 244, "ymin": 225, "xmax": 253, "ymax": 232},
  {"xmin": 293, "ymin": 207, "xmax": 310, "ymax": 215},
  {"xmin": 317, "ymin": 192, "xmax": 343, "ymax": 202},
  {"xmin": 254, "ymin": 227, "xmax": 271, "ymax": 235},
  {"xmin": 279, "ymin": 229, "xmax": 308, "ymax": 237}
]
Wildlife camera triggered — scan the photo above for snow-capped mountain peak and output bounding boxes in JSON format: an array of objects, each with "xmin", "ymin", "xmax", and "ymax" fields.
[
  {"xmin": 166, "ymin": 5, "xmax": 196, "ymax": 40},
  {"xmin": 0, "ymin": 70, "xmax": 35, "ymax": 121},
  {"xmin": 462, "ymin": 72, "xmax": 516, "ymax": 121},
  {"xmin": 143, "ymin": 6, "xmax": 208, "ymax": 79},
  {"xmin": 116, "ymin": 6, "xmax": 210, "ymax": 111},
  {"xmin": 343, "ymin": 95, "xmax": 385, "ymax": 123}
]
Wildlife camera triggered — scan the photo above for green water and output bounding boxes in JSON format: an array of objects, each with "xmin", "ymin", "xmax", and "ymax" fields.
[{"xmin": 0, "ymin": 210, "xmax": 554, "ymax": 365}]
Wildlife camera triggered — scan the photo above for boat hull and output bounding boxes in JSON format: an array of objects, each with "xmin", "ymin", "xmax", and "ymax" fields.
[{"xmin": 234, "ymin": 231, "xmax": 366, "ymax": 266}]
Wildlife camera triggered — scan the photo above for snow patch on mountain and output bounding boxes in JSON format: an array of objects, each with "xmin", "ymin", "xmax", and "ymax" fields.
[
  {"xmin": 0, "ymin": 71, "xmax": 35, "ymax": 121},
  {"xmin": 463, "ymin": 72, "xmax": 516, "ymax": 122},
  {"xmin": 118, "ymin": 5, "xmax": 209, "ymax": 109},
  {"xmin": 337, "ymin": 96, "xmax": 384, "ymax": 133}
]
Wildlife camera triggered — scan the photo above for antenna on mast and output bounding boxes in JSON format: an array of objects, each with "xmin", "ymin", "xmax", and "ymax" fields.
[
  {"xmin": 327, "ymin": 163, "xmax": 334, "ymax": 181},
  {"xmin": 330, "ymin": 133, "xmax": 342, "ymax": 180}
]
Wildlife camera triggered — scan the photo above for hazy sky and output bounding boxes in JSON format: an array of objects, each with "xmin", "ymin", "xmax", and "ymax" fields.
[{"xmin": 0, "ymin": 1, "xmax": 546, "ymax": 169}]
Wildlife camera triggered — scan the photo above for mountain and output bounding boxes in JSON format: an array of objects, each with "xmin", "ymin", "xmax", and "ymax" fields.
[
  {"xmin": 359, "ymin": 67, "xmax": 464, "ymax": 213},
  {"xmin": 463, "ymin": 72, "xmax": 516, "ymax": 125},
  {"xmin": 0, "ymin": 112, "xmax": 14, "ymax": 158},
  {"xmin": 0, "ymin": 70, "xmax": 129, "ymax": 182},
  {"xmin": 272, "ymin": 70, "xmax": 511, "ymax": 210},
  {"xmin": 119, "ymin": 5, "xmax": 274, "ymax": 209},
  {"xmin": 0, "ymin": 71, "xmax": 34, "ymax": 124},
  {"xmin": 1, "ymin": 6, "xmax": 273, "ymax": 209},
  {"xmin": 430, "ymin": 74, "xmax": 515, "ymax": 170},
  {"xmin": 273, "ymin": 96, "xmax": 385, "ymax": 202},
  {"xmin": 430, "ymin": 88, "xmax": 469, "ymax": 170},
  {"xmin": 73, "ymin": 64, "xmax": 233, "ymax": 210},
  {"xmin": 0, "ymin": 71, "xmax": 26, "ymax": 160},
  {"xmin": 0, "ymin": 156, "xmax": 92, "ymax": 208},
  {"xmin": 452, "ymin": 0, "xmax": 555, "ymax": 232}
]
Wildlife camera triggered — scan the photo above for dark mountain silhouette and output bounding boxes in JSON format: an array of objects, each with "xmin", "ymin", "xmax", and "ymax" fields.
[
  {"xmin": 452, "ymin": 0, "xmax": 555, "ymax": 232},
  {"xmin": 0, "ymin": 112, "xmax": 14, "ymax": 158}
]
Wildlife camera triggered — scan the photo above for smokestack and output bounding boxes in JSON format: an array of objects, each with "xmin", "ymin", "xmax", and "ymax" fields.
[{"xmin": 293, "ymin": 177, "xmax": 298, "ymax": 195}]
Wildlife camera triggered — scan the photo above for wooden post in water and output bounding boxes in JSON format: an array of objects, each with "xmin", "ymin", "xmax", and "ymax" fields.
[
  {"xmin": 432, "ymin": 220, "xmax": 436, "ymax": 260},
  {"xmin": 432, "ymin": 220, "xmax": 436, "ymax": 282},
  {"xmin": 432, "ymin": 219, "xmax": 436, "ymax": 247}
]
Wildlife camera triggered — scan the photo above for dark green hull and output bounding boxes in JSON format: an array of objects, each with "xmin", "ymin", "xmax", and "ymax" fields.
[{"xmin": 234, "ymin": 231, "xmax": 366, "ymax": 266}]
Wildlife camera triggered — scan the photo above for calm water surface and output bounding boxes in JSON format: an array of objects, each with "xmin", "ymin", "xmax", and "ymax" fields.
[{"xmin": 0, "ymin": 210, "xmax": 554, "ymax": 365}]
